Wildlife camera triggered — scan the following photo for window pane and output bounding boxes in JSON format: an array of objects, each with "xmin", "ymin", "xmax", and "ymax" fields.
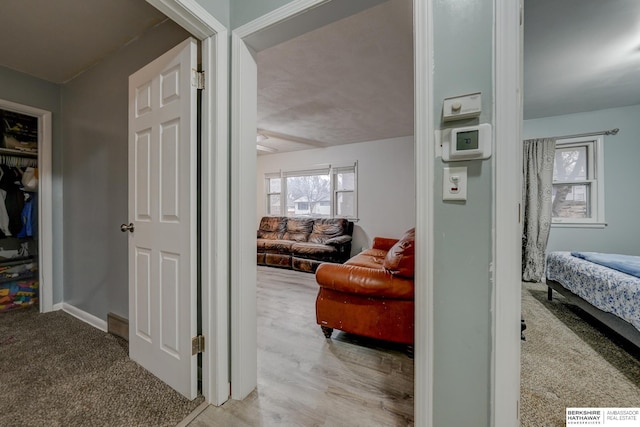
[
  {"xmin": 268, "ymin": 178, "xmax": 281, "ymax": 193},
  {"xmin": 336, "ymin": 172, "xmax": 355, "ymax": 191},
  {"xmin": 287, "ymin": 174, "xmax": 330, "ymax": 217},
  {"xmin": 552, "ymin": 183, "xmax": 591, "ymax": 218},
  {"xmin": 268, "ymin": 195, "xmax": 281, "ymax": 215},
  {"xmin": 553, "ymin": 146, "xmax": 588, "ymax": 182},
  {"xmin": 337, "ymin": 191, "xmax": 354, "ymax": 217}
]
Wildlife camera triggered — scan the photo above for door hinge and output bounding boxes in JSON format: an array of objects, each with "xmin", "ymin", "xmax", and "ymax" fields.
[
  {"xmin": 192, "ymin": 335, "xmax": 205, "ymax": 355},
  {"xmin": 518, "ymin": 203, "xmax": 522, "ymax": 223},
  {"xmin": 520, "ymin": 2, "xmax": 523, "ymax": 26},
  {"xmin": 192, "ymin": 70, "xmax": 205, "ymax": 90}
]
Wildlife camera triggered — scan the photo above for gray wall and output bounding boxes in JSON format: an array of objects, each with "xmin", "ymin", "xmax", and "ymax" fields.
[
  {"xmin": 61, "ymin": 20, "xmax": 191, "ymax": 320},
  {"xmin": 524, "ymin": 104, "xmax": 640, "ymax": 256},
  {"xmin": 432, "ymin": 0, "xmax": 494, "ymax": 425},
  {"xmin": 230, "ymin": 0, "xmax": 295, "ymax": 29},
  {"xmin": 0, "ymin": 66, "xmax": 64, "ymax": 304},
  {"xmin": 194, "ymin": 0, "xmax": 230, "ymax": 27}
]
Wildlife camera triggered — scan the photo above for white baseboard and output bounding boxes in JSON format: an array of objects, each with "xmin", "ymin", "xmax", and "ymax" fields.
[
  {"xmin": 61, "ymin": 303, "xmax": 108, "ymax": 332},
  {"xmin": 52, "ymin": 302, "xmax": 63, "ymax": 311}
]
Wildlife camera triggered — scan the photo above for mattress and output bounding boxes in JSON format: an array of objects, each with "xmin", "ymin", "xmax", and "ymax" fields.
[{"xmin": 546, "ymin": 251, "xmax": 640, "ymax": 332}]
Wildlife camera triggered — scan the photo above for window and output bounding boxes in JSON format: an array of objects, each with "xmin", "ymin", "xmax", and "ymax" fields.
[
  {"xmin": 265, "ymin": 163, "xmax": 358, "ymax": 219},
  {"xmin": 265, "ymin": 174, "xmax": 282, "ymax": 215},
  {"xmin": 551, "ymin": 136, "xmax": 604, "ymax": 226}
]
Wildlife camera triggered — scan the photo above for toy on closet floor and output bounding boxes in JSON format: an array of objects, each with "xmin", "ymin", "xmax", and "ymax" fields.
[{"xmin": 0, "ymin": 279, "xmax": 38, "ymax": 312}]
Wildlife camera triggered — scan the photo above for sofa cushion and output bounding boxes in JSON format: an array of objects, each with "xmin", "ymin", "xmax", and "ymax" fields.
[
  {"xmin": 383, "ymin": 228, "xmax": 415, "ymax": 278},
  {"xmin": 308, "ymin": 218, "xmax": 350, "ymax": 244},
  {"xmin": 346, "ymin": 249, "xmax": 387, "ymax": 269},
  {"xmin": 291, "ymin": 242, "xmax": 337, "ymax": 257},
  {"xmin": 282, "ymin": 217, "xmax": 314, "ymax": 242},
  {"xmin": 257, "ymin": 216, "xmax": 287, "ymax": 239},
  {"xmin": 263, "ymin": 240, "xmax": 295, "ymax": 253}
]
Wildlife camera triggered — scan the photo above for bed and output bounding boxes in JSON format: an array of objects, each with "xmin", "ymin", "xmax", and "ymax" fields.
[{"xmin": 545, "ymin": 251, "xmax": 640, "ymax": 348}]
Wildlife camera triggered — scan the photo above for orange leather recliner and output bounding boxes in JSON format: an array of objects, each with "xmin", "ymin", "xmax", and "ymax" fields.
[{"xmin": 314, "ymin": 228, "xmax": 415, "ymax": 349}]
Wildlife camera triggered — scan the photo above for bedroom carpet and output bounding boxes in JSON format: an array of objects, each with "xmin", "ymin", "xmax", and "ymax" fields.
[
  {"xmin": 0, "ymin": 307, "xmax": 203, "ymax": 427},
  {"xmin": 521, "ymin": 281, "xmax": 640, "ymax": 426}
]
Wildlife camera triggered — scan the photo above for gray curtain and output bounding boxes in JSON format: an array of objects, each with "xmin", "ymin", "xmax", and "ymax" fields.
[{"xmin": 522, "ymin": 138, "xmax": 556, "ymax": 282}]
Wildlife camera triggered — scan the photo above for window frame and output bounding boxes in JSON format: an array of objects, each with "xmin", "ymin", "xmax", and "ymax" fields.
[
  {"xmin": 264, "ymin": 172, "xmax": 283, "ymax": 216},
  {"xmin": 264, "ymin": 162, "xmax": 358, "ymax": 220},
  {"xmin": 551, "ymin": 135, "xmax": 605, "ymax": 227}
]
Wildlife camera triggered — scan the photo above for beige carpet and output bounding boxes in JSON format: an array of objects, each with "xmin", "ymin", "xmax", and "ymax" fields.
[
  {"xmin": 521, "ymin": 281, "xmax": 640, "ymax": 426},
  {"xmin": 0, "ymin": 307, "xmax": 203, "ymax": 427}
]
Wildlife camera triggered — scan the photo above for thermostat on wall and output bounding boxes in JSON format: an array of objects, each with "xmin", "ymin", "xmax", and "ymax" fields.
[{"xmin": 442, "ymin": 123, "xmax": 492, "ymax": 161}]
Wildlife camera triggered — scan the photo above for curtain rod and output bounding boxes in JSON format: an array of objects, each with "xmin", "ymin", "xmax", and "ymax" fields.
[{"xmin": 546, "ymin": 128, "xmax": 619, "ymax": 141}]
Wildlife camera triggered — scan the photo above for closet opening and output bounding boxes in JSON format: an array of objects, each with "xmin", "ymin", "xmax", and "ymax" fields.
[{"xmin": 0, "ymin": 99, "xmax": 53, "ymax": 314}]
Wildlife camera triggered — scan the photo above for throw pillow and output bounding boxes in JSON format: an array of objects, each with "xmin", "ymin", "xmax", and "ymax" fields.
[{"xmin": 383, "ymin": 228, "xmax": 415, "ymax": 278}]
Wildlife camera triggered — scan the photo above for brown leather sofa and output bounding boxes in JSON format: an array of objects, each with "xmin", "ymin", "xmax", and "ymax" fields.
[
  {"xmin": 315, "ymin": 228, "xmax": 415, "ymax": 351},
  {"xmin": 257, "ymin": 216, "xmax": 354, "ymax": 273}
]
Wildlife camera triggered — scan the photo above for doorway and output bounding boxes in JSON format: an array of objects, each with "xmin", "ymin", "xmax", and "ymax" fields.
[
  {"xmin": 0, "ymin": 99, "xmax": 52, "ymax": 314},
  {"xmin": 129, "ymin": 1, "xmax": 231, "ymax": 405},
  {"xmin": 231, "ymin": 0, "xmax": 422, "ymax": 419}
]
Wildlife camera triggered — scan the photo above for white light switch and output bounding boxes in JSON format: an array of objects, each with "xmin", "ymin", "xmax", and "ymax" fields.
[{"xmin": 443, "ymin": 167, "xmax": 467, "ymax": 201}]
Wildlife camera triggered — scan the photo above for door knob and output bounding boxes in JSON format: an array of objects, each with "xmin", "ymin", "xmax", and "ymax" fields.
[{"xmin": 120, "ymin": 223, "xmax": 135, "ymax": 233}]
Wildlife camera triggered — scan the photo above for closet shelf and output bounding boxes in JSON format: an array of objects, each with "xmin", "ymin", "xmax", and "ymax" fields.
[
  {"xmin": 0, "ymin": 148, "xmax": 37, "ymax": 158},
  {"xmin": 0, "ymin": 257, "xmax": 37, "ymax": 283},
  {"xmin": 0, "ymin": 256, "xmax": 36, "ymax": 266},
  {"xmin": 0, "ymin": 271, "xmax": 36, "ymax": 284}
]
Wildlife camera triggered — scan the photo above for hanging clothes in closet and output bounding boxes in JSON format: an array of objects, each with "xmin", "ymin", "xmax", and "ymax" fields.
[
  {"xmin": 0, "ymin": 159, "xmax": 38, "ymax": 239},
  {"xmin": 0, "ymin": 108, "xmax": 39, "ymax": 312},
  {"xmin": 0, "ymin": 160, "xmax": 38, "ymax": 312}
]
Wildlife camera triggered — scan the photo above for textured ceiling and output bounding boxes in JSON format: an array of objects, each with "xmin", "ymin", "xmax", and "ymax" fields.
[
  {"xmin": 0, "ymin": 0, "xmax": 167, "ymax": 84},
  {"xmin": 256, "ymin": 0, "xmax": 414, "ymax": 153}
]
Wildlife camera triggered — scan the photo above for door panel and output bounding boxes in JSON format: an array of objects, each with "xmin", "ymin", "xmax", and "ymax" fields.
[{"xmin": 128, "ymin": 37, "xmax": 198, "ymax": 400}]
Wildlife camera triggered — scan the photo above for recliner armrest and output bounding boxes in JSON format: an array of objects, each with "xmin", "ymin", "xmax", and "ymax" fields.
[
  {"xmin": 315, "ymin": 263, "xmax": 414, "ymax": 299},
  {"xmin": 324, "ymin": 235, "xmax": 352, "ymax": 246}
]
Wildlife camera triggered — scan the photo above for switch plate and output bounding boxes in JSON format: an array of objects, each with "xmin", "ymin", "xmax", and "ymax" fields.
[{"xmin": 443, "ymin": 167, "xmax": 467, "ymax": 201}]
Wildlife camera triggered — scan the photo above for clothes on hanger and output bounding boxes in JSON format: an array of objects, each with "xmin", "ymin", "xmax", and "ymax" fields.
[
  {"xmin": 0, "ymin": 165, "xmax": 24, "ymax": 237},
  {"xmin": 17, "ymin": 193, "xmax": 34, "ymax": 238}
]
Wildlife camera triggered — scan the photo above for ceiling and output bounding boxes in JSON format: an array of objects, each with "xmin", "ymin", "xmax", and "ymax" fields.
[
  {"xmin": 255, "ymin": 0, "xmax": 414, "ymax": 153},
  {"xmin": 523, "ymin": 0, "xmax": 640, "ymax": 120},
  {"xmin": 0, "ymin": 0, "xmax": 168, "ymax": 84},
  {"xmin": 1, "ymin": 0, "xmax": 639, "ymax": 152}
]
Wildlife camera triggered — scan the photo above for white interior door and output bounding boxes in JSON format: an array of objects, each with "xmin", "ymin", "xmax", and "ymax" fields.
[{"xmin": 127, "ymin": 37, "xmax": 198, "ymax": 400}]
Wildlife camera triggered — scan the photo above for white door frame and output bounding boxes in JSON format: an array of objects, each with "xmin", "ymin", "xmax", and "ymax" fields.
[
  {"xmin": 230, "ymin": 1, "xmax": 436, "ymax": 424},
  {"xmin": 413, "ymin": 1, "xmax": 434, "ymax": 425},
  {"xmin": 146, "ymin": 0, "xmax": 230, "ymax": 406},
  {"xmin": 492, "ymin": 0, "xmax": 523, "ymax": 425},
  {"xmin": 0, "ymin": 99, "xmax": 53, "ymax": 314}
]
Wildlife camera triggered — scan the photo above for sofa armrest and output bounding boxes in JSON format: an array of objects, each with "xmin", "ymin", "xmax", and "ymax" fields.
[
  {"xmin": 315, "ymin": 263, "xmax": 414, "ymax": 299},
  {"xmin": 372, "ymin": 237, "xmax": 399, "ymax": 252},
  {"xmin": 324, "ymin": 235, "xmax": 352, "ymax": 246}
]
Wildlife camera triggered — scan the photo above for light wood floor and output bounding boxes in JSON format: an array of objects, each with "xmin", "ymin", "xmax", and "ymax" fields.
[{"xmin": 186, "ymin": 266, "xmax": 415, "ymax": 426}]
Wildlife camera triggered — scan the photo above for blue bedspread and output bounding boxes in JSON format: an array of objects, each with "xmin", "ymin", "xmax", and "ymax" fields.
[
  {"xmin": 571, "ymin": 252, "xmax": 640, "ymax": 279},
  {"xmin": 547, "ymin": 252, "xmax": 640, "ymax": 331}
]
